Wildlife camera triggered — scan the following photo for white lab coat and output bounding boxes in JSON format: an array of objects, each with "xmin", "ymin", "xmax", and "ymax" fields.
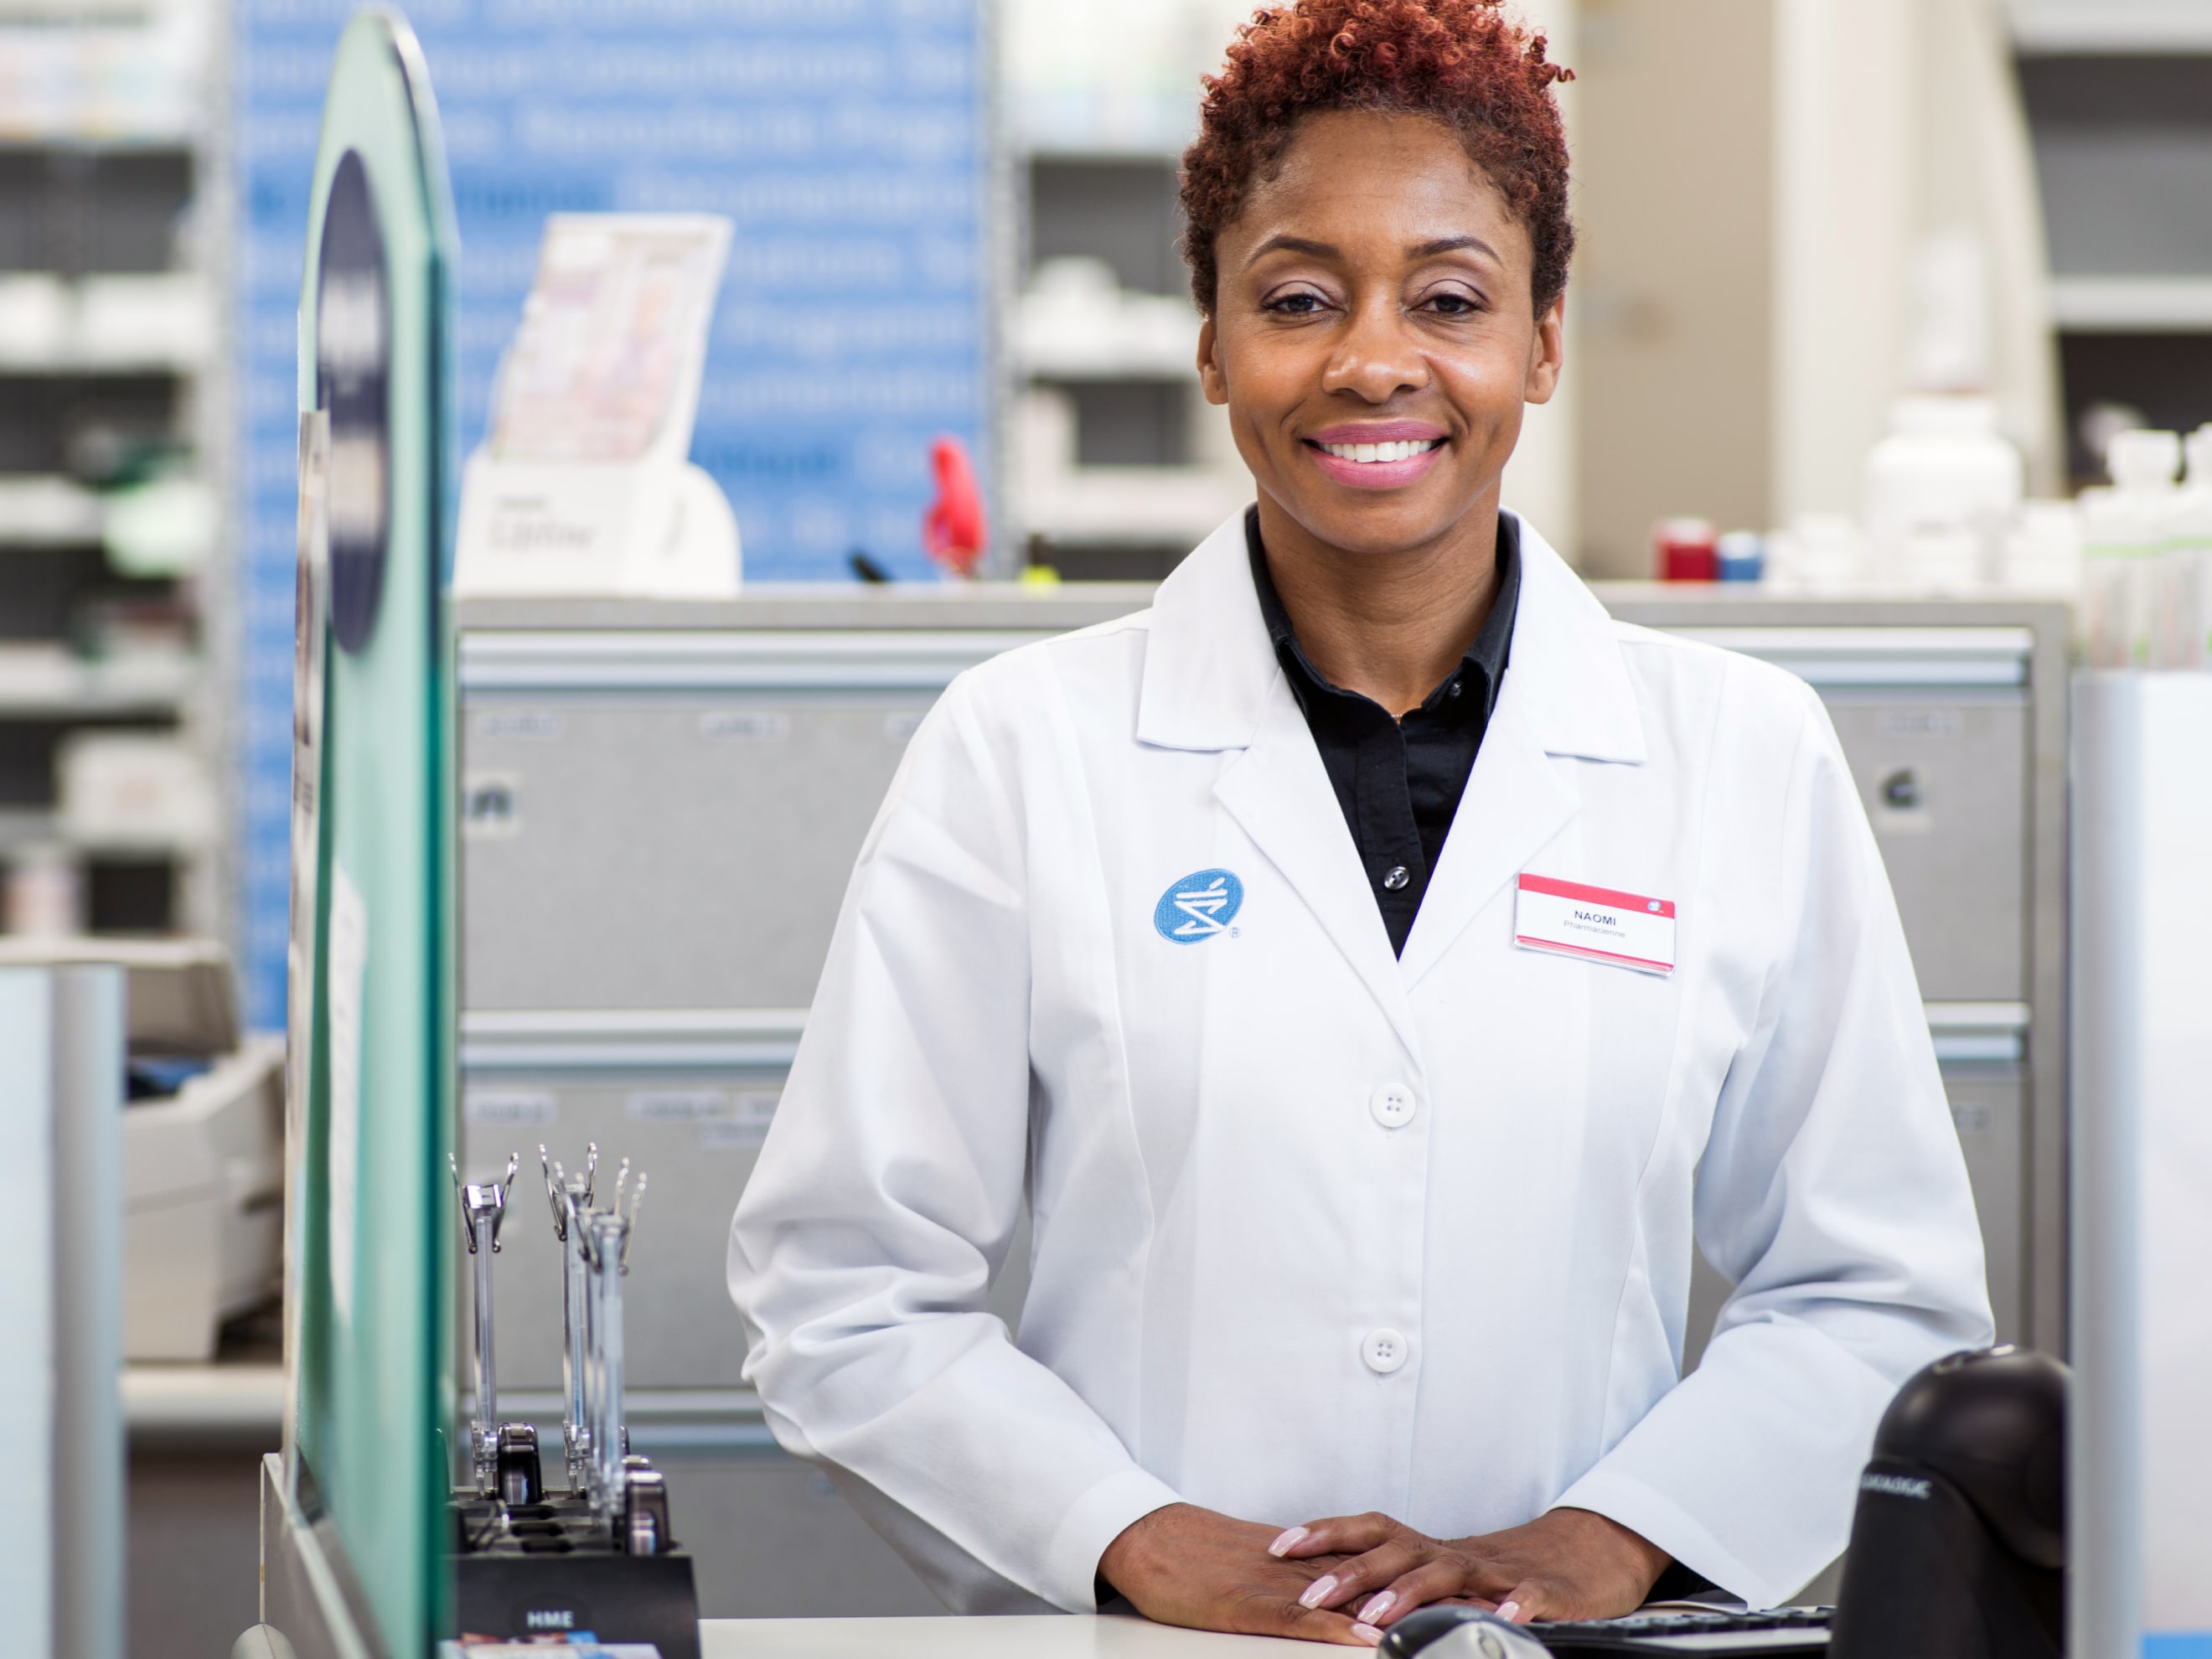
[{"xmin": 727, "ymin": 512, "xmax": 1992, "ymax": 1615}]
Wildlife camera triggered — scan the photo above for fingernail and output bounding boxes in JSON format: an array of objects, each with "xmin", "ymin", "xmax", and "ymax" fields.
[
  {"xmin": 1497, "ymin": 1600, "xmax": 1522, "ymax": 1624},
  {"xmin": 1269, "ymin": 1526, "xmax": 1309, "ymax": 1558},
  {"xmin": 1351, "ymin": 1625, "xmax": 1385, "ymax": 1647},
  {"xmin": 1358, "ymin": 1592, "xmax": 1396, "ymax": 1623},
  {"xmin": 1299, "ymin": 1574, "xmax": 1339, "ymax": 1610}
]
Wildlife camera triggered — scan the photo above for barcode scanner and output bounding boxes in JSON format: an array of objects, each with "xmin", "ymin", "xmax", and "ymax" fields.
[{"xmin": 1828, "ymin": 1345, "xmax": 2068, "ymax": 1659}]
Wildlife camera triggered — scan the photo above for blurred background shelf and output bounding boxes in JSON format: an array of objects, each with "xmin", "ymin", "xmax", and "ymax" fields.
[
  {"xmin": 0, "ymin": 0, "xmax": 227, "ymax": 946},
  {"xmin": 2051, "ymin": 275, "xmax": 2212, "ymax": 331},
  {"xmin": 0, "ymin": 645, "xmax": 196, "ymax": 713},
  {"xmin": 2010, "ymin": 2, "xmax": 2212, "ymax": 55}
]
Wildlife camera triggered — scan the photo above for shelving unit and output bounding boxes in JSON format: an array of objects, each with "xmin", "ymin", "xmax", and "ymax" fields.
[
  {"xmin": 1012, "ymin": 163, "xmax": 1250, "ymax": 579},
  {"xmin": 0, "ymin": 0, "xmax": 227, "ymax": 942},
  {"xmin": 2009, "ymin": 2, "xmax": 2212, "ymax": 480},
  {"xmin": 1004, "ymin": 1, "xmax": 1256, "ymax": 579}
]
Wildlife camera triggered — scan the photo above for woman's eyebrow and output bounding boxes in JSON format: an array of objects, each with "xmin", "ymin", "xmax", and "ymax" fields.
[
  {"xmin": 1244, "ymin": 232, "xmax": 1501, "ymax": 266},
  {"xmin": 1246, "ymin": 233, "xmax": 1339, "ymax": 265},
  {"xmin": 1408, "ymin": 235, "xmax": 1500, "ymax": 262}
]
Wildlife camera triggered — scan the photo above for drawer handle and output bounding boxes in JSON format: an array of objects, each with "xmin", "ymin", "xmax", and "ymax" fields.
[{"xmin": 1881, "ymin": 767, "xmax": 1924, "ymax": 810}]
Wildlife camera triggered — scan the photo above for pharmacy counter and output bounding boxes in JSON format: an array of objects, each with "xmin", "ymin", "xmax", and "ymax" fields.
[{"xmin": 700, "ymin": 1615, "xmax": 1320, "ymax": 1656}]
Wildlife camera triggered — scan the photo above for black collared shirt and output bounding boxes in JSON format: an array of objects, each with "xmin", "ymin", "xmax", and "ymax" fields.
[{"xmin": 1248, "ymin": 508, "xmax": 1522, "ymax": 956}]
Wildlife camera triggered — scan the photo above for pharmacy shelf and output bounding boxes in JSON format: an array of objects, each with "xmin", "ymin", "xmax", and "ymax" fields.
[
  {"xmin": 2011, "ymin": 3, "xmax": 2212, "ymax": 54},
  {"xmin": 0, "ymin": 476, "xmax": 102, "ymax": 545},
  {"xmin": 0, "ymin": 273, "xmax": 216, "ymax": 373},
  {"xmin": 0, "ymin": 0, "xmax": 228, "ymax": 950},
  {"xmin": 1021, "ymin": 467, "xmax": 1253, "ymax": 545},
  {"xmin": 1017, "ymin": 259, "xmax": 1201, "ymax": 380},
  {"xmin": 0, "ymin": 807, "xmax": 203, "ymax": 855},
  {"xmin": 2050, "ymin": 275, "xmax": 2212, "ymax": 332},
  {"xmin": 0, "ymin": 349, "xmax": 204, "ymax": 375},
  {"xmin": 0, "ymin": 647, "xmax": 196, "ymax": 716}
]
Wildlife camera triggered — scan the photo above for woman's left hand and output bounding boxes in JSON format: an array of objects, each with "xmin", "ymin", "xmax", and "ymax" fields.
[{"xmin": 1266, "ymin": 1507, "xmax": 1672, "ymax": 1639}]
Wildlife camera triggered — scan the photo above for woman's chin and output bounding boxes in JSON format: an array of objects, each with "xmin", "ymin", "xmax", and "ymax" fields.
[{"xmin": 1269, "ymin": 480, "xmax": 1484, "ymax": 560}]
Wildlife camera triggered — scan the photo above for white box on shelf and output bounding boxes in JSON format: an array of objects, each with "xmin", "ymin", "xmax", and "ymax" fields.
[
  {"xmin": 0, "ymin": 476, "xmax": 101, "ymax": 545},
  {"xmin": 1017, "ymin": 256, "xmax": 1202, "ymax": 380},
  {"xmin": 0, "ymin": 275, "xmax": 70, "ymax": 364},
  {"xmin": 1013, "ymin": 385, "xmax": 1250, "ymax": 546},
  {"xmin": 56, "ymin": 731, "xmax": 217, "ymax": 849},
  {"xmin": 76, "ymin": 273, "xmax": 212, "ymax": 370}
]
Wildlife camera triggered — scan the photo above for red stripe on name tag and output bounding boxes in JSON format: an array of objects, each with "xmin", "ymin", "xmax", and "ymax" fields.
[
  {"xmin": 1513, "ymin": 938, "xmax": 1677, "ymax": 974},
  {"xmin": 1517, "ymin": 873, "xmax": 1674, "ymax": 919}
]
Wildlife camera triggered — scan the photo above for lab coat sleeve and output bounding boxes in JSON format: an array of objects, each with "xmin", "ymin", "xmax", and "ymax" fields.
[
  {"xmin": 726, "ymin": 664, "xmax": 1181, "ymax": 1613},
  {"xmin": 1553, "ymin": 672, "xmax": 1995, "ymax": 1606}
]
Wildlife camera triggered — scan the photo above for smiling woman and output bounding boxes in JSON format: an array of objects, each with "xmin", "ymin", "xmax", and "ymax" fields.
[
  {"xmin": 728, "ymin": 0, "xmax": 1992, "ymax": 1650},
  {"xmin": 1186, "ymin": 0, "xmax": 1570, "ymax": 721}
]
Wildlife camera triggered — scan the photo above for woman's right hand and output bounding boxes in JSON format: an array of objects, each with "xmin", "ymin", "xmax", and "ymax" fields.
[{"xmin": 1099, "ymin": 1502, "xmax": 1377, "ymax": 1645}]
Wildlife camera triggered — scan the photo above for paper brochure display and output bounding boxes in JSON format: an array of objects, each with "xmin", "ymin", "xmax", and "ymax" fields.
[{"xmin": 455, "ymin": 214, "xmax": 738, "ymax": 599}]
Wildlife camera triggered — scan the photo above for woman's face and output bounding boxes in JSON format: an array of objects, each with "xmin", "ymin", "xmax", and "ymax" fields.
[{"xmin": 1198, "ymin": 109, "xmax": 1563, "ymax": 560}]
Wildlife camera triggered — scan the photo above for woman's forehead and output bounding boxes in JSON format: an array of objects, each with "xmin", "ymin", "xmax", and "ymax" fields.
[{"xmin": 1230, "ymin": 113, "xmax": 1524, "ymax": 263}]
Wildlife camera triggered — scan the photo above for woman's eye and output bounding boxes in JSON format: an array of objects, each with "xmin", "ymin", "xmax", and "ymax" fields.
[
  {"xmin": 1263, "ymin": 292, "xmax": 1326, "ymax": 315},
  {"xmin": 1421, "ymin": 292, "xmax": 1481, "ymax": 316}
]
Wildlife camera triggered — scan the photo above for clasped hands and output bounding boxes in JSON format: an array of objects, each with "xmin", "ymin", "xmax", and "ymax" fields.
[{"xmin": 1098, "ymin": 1501, "xmax": 1670, "ymax": 1646}]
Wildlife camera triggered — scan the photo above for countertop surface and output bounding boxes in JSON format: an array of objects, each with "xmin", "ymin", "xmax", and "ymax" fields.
[{"xmin": 699, "ymin": 1615, "xmax": 1325, "ymax": 1656}]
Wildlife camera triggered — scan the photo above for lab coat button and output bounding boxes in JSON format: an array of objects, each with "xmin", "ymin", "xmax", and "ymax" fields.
[
  {"xmin": 1382, "ymin": 866, "xmax": 1411, "ymax": 892},
  {"xmin": 1369, "ymin": 1084, "xmax": 1417, "ymax": 1128},
  {"xmin": 1362, "ymin": 1328, "xmax": 1408, "ymax": 1374}
]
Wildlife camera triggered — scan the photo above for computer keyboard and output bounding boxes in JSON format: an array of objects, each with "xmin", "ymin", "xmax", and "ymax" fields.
[{"xmin": 1525, "ymin": 1606, "xmax": 1832, "ymax": 1654}]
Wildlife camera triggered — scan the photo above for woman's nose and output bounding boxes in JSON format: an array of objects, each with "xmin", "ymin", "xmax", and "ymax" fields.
[{"xmin": 1320, "ymin": 303, "xmax": 1429, "ymax": 402}]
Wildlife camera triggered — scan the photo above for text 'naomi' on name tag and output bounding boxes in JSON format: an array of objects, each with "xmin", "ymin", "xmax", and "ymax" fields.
[{"xmin": 1513, "ymin": 872, "xmax": 1676, "ymax": 976}]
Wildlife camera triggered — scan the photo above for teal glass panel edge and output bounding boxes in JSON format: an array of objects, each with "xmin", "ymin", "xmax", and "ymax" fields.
[{"xmin": 291, "ymin": 8, "xmax": 460, "ymax": 1653}]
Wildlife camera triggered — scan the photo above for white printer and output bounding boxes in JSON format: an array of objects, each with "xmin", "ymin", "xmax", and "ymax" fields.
[{"xmin": 0, "ymin": 938, "xmax": 282, "ymax": 1361}]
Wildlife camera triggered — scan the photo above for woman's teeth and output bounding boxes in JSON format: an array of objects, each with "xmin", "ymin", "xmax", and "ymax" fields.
[{"xmin": 1318, "ymin": 439, "xmax": 1441, "ymax": 463}]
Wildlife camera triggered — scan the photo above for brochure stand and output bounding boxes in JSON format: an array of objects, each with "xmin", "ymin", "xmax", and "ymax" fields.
[{"xmin": 454, "ymin": 214, "xmax": 738, "ymax": 600}]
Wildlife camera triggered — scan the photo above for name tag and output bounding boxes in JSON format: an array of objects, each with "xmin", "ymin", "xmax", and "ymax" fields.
[{"xmin": 1514, "ymin": 874, "xmax": 1676, "ymax": 975}]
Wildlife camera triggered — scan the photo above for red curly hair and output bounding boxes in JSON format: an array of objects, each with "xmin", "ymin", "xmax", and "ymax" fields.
[{"xmin": 1181, "ymin": 0, "xmax": 1574, "ymax": 315}]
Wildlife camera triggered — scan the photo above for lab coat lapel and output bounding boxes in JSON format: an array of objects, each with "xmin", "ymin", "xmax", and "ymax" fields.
[
  {"xmin": 1212, "ymin": 680, "xmax": 1424, "ymax": 1066},
  {"xmin": 1140, "ymin": 513, "xmax": 1424, "ymax": 1066},
  {"xmin": 1398, "ymin": 517, "xmax": 1648, "ymax": 987}
]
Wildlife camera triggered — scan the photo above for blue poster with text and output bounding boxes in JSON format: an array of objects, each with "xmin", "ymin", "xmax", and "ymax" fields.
[{"xmin": 236, "ymin": 0, "xmax": 991, "ymax": 1026}]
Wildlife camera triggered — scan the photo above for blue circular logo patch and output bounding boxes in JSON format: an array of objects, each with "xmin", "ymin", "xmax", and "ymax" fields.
[{"xmin": 1154, "ymin": 868, "xmax": 1243, "ymax": 943}]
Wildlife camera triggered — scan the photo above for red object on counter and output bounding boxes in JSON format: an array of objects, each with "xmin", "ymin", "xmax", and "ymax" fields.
[
  {"xmin": 1654, "ymin": 517, "xmax": 1719, "ymax": 581},
  {"xmin": 923, "ymin": 437, "xmax": 988, "ymax": 578}
]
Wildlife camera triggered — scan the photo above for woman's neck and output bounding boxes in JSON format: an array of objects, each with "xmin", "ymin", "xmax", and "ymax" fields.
[{"xmin": 1253, "ymin": 488, "xmax": 1506, "ymax": 718}]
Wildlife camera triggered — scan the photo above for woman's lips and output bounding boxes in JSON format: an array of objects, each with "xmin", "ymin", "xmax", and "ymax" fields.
[{"xmin": 1303, "ymin": 435, "xmax": 1447, "ymax": 489}]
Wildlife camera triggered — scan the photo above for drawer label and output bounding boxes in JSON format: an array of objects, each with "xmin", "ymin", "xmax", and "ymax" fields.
[
  {"xmin": 627, "ymin": 1088, "xmax": 729, "ymax": 1123},
  {"xmin": 466, "ymin": 1088, "xmax": 557, "ymax": 1126},
  {"xmin": 477, "ymin": 709, "xmax": 566, "ymax": 741},
  {"xmin": 700, "ymin": 710, "xmax": 791, "ymax": 742}
]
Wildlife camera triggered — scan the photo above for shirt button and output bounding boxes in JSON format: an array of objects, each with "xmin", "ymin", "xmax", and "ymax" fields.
[
  {"xmin": 1369, "ymin": 1084, "xmax": 1417, "ymax": 1128},
  {"xmin": 1382, "ymin": 865, "xmax": 1411, "ymax": 892},
  {"xmin": 1362, "ymin": 1328, "xmax": 1409, "ymax": 1374},
  {"xmin": 1447, "ymin": 680, "xmax": 1464, "ymax": 699}
]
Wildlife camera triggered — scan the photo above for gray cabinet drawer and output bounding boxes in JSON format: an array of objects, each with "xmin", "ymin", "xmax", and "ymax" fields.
[
  {"xmin": 463, "ymin": 692, "xmax": 937, "ymax": 1010},
  {"xmin": 1823, "ymin": 693, "xmax": 2029, "ymax": 1000},
  {"xmin": 458, "ymin": 1062, "xmax": 788, "ymax": 1392},
  {"xmin": 1944, "ymin": 1067, "xmax": 2025, "ymax": 1344}
]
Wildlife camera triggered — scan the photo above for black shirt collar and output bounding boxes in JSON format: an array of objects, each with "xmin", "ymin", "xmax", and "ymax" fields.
[{"xmin": 1245, "ymin": 505, "xmax": 1520, "ymax": 722}]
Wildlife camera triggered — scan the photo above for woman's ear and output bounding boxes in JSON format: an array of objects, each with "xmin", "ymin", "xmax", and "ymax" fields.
[
  {"xmin": 1523, "ymin": 292, "xmax": 1565, "ymax": 406},
  {"xmin": 1197, "ymin": 314, "xmax": 1228, "ymax": 406}
]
